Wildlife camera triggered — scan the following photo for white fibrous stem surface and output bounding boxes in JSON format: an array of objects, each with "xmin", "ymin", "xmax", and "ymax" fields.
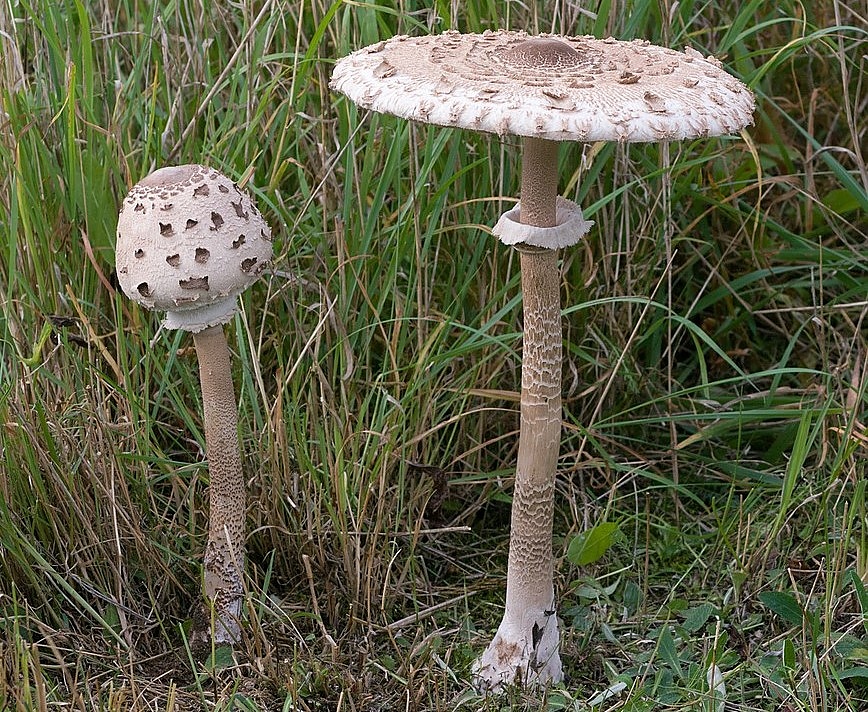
[
  {"xmin": 194, "ymin": 325, "xmax": 245, "ymax": 644},
  {"xmin": 474, "ymin": 246, "xmax": 564, "ymax": 691}
]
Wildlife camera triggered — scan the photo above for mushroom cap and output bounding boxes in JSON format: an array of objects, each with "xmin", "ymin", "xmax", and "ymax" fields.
[
  {"xmin": 330, "ymin": 30, "xmax": 755, "ymax": 142},
  {"xmin": 115, "ymin": 165, "xmax": 272, "ymax": 332}
]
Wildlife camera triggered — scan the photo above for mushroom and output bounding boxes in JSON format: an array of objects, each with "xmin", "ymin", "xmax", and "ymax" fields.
[
  {"xmin": 331, "ymin": 30, "xmax": 754, "ymax": 690},
  {"xmin": 115, "ymin": 164, "xmax": 272, "ymax": 643}
]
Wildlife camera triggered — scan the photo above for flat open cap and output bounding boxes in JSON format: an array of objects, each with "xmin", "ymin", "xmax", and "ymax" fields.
[{"xmin": 331, "ymin": 30, "xmax": 755, "ymax": 142}]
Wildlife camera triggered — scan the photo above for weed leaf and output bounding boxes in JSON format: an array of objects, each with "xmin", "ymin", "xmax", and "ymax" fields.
[
  {"xmin": 759, "ymin": 591, "xmax": 803, "ymax": 627},
  {"xmin": 844, "ymin": 569, "xmax": 868, "ymax": 635},
  {"xmin": 657, "ymin": 625, "xmax": 684, "ymax": 680},
  {"xmin": 837, "ymin": 667, "xmax": 868, "ymax": 681},
  {"xmin": 567, "ymin": 521, "xmax": 620, "ymax": 566},
  {"xmin": 682, "ymin": 602, "xmax": 717, "ymax": 633}
]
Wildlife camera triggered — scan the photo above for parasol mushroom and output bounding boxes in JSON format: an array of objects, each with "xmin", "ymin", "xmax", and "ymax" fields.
[
  {"xmin": 330, "ymin": 29, "xmax": 754, "ymax": 690},
  {"xmin": 115, "ymin": 164, "xmax": 272, "ymax": 643}
]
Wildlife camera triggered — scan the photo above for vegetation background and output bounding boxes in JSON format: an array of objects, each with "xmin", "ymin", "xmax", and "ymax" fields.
[{"xmin": 0, "ymin": 0, "xmax": 865, "ymax": 709}]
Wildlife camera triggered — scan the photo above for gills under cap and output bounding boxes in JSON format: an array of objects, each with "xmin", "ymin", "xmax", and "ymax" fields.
[
  {"xmin": 330, "ymin": 30, "xmax": 755, "ymax": 142},
  {"xmin": 115, "ymin": 165, "xmax": 272, "ymax": 332}
]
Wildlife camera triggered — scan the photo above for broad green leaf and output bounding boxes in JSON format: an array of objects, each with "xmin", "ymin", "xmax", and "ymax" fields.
[
  {"xmin": 759, "ymin": 591, "xmax": 804, "ymax": 627},
  {"xmin": 822, "ymin": 188, "xmax": 862, "ymax": 215},
  {"xmin": 844, "ymin": 569, "xmax": 868, "ymax": 635},
  {"xmin": 837, "ymin": 667, "xmax": 868, "ymax": 681},
  {"xmin": 783, "ymin": 638, "xmax": 796, "ymax": 669},
  {"xmin": 621, "ymin": 580, "xmax": 642, "ymax": 615},
  {"xmin": 832, "ymin": 634, "xmax": 868, "ymax": 662},
  {"xmin": 206, "ymin": 644, "xmax": 236, "ymax": 670},
  {"xmin": 657, "ymin": 625, "xmax": 684, "ymax": 679},
  {"xmin": 682, "ymin": 603, "xmax": 717, "ymax": 633},
  {"xmin": 567, "ymin": 521, "xmax": 620, "ymax": 566}
]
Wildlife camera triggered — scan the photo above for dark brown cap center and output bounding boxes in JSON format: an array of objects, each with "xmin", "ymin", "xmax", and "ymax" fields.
[{"xmin": 500, "ymin": 38, "xmax": 582, "ymax": 69}]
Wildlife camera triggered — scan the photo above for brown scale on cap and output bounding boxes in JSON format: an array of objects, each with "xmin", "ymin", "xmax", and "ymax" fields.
[
  {"xmin": 179, "ymin": 276, "xmax": 209, "ymax": 291},
  {"xmin": 231, "ymin": 201, "xmax": 248, "ymax": 220}
]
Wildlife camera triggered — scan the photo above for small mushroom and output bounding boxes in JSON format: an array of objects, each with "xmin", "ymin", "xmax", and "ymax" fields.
[
  {"xmin": 115, "ymin": 164, "xmax": 272, "ymax": 644},
  {"xmin": 331, "ymin": 30, "xmax": 754, "ymax": 691}
]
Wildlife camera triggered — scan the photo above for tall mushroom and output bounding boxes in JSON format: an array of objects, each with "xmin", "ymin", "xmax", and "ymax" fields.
[
  {"xmin": 330, "ymin": 30, "xmax": 754, "ymax": 690},
  {"xmin": 115, "ymin": 164, "xmax": 272, "ymax": 643}
]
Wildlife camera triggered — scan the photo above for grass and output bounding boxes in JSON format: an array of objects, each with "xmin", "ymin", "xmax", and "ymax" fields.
[{"xmin": 1, "ymin": 0, "xmax": 866, "ymax": 709}]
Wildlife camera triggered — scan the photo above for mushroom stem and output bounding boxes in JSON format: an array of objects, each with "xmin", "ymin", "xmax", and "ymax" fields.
[
  {"xmin": 519, "ymin": 137, "xmax": 560, "ymax": 228},
  {"xmin": 507, "ymin": 242, "xmax": 563, "ymax": 660},
  {"xmin": 475, "ymin": 138, "xmax": 565, "ymax": 689},
  {"xmin": 506, "ymin": 136, "xmax": 563, "ymax": 671},
  {"xmin": 192, "ymin": 324, "xmax": 245, "ymax": 644}
]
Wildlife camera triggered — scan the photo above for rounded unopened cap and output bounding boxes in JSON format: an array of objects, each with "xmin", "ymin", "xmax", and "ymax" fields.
[
  {"xmin": 115, "ymin": 165, "xmax": 272, "ymax": 332},
  {"xmin": 331, "ymin": 30, "xmax": 755, "ymax": 142}
]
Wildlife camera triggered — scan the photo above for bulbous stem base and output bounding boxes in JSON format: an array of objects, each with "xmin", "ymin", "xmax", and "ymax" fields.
[{"xmin": 473, "ymin": 601, "xmax": 562, "ymax": 691}]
